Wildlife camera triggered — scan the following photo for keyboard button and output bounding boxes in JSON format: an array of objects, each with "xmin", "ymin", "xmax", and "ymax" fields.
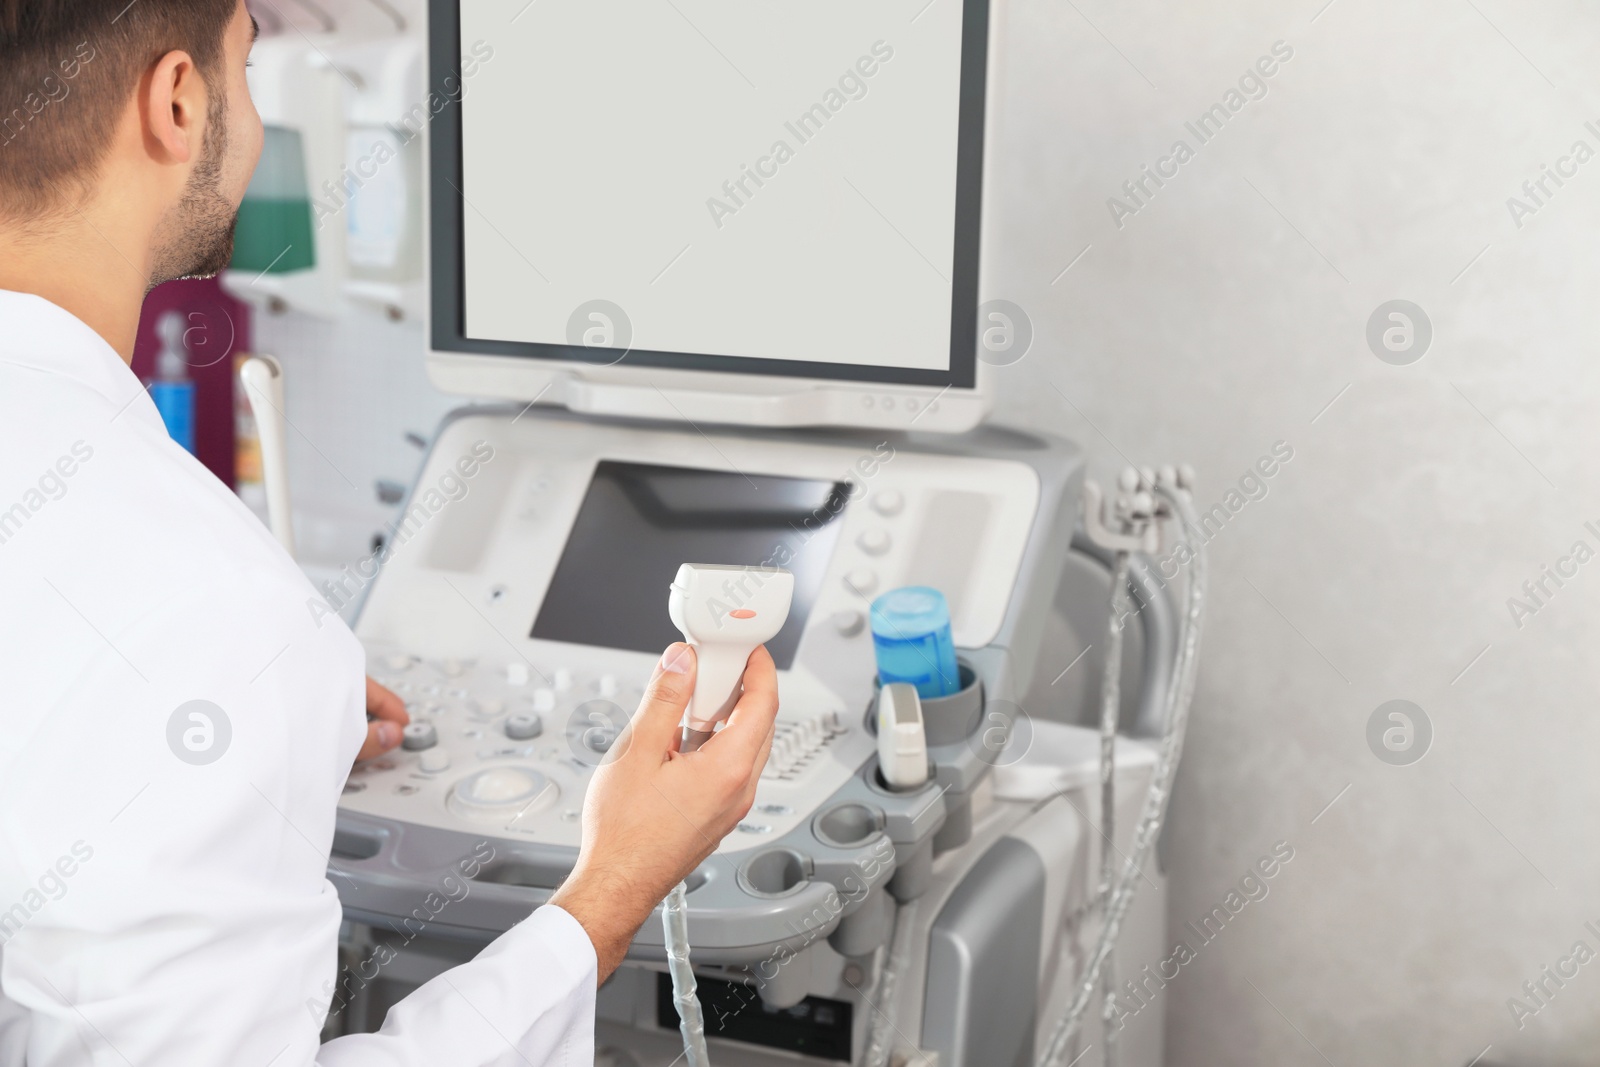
[
  {"xmin": 505, "ymin": 713, "xmax": 543, "ymax": 740},
  {"xmin": 401, "ymin": 722, "xmax": 438, "ymax": 751}
]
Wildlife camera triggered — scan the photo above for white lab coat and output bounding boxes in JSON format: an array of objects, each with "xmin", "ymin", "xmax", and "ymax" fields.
[{"xmin": 0, "ymin": 291, "xmax": 596, "ymax": 1065}]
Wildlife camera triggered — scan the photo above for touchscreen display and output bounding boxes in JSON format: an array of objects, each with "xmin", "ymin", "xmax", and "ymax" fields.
[{"xmin": 531, "ymin": 462, "xmax": 849, "ymax": 667}]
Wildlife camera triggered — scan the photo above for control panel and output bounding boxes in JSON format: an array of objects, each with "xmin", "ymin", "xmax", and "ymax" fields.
[
  {"xmin": 340, "ymin": 407, "xmax": 1041, "ymax": 855},
  {"xmin": 342, "ymin": 643, "xmax": 863, "ymax": 852}
]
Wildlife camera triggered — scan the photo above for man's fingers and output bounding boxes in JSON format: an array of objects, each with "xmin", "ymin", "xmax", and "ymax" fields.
[
  {"xmin": 742, "ymin": 708, "xmax": 779, "ymax": 794},
  {"xmin": 355, "ymin": 677, "xmax": 408, "ymax": 762},
  {"xmin": 356, "ymin": 719, "xmax": 402, "ymax": 761},
  {"xmin": 702, "ymin": 645, "xmax": 780, "ymax": 766},
  {"xmin": 622, "ymin": 642, "xmax": 697, "ymax": 755},
  {"xmin": 365, "ymin": 676, "xmax": 408, "ymax": 725}
]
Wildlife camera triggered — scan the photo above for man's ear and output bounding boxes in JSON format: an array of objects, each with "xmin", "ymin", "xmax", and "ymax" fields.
[{"xmin": 143, "ymin": 50, "xmax": 206, "ymax": 166}]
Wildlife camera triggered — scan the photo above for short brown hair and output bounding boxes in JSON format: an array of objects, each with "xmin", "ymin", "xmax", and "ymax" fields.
[{"xmin": 0, "ymin": 0, "xmax": 238, "ymax": 215}]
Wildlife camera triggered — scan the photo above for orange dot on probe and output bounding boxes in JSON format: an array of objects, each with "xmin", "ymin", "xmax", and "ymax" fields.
[{"xmin": 729, "ymin": 609, "xmax": 757, "ymax": 619}]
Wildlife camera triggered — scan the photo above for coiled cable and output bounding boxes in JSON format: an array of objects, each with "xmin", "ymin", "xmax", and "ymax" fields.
[
  {"xmin": 1097, "ymin": 551, "xmax": 1132, "ymax": 1067},
  {"xmin": 1037, "ymin": 478, "xmax": 1206, "ymax": 1067},
  {"xmin": 662, "ymin": 880, "xmax": 710, "ymax": 1067}
]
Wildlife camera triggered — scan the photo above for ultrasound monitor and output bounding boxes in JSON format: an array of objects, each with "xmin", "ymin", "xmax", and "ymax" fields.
[{"xmin": 425, "ymin": 0, "xmax": 998, "ymax": 432}]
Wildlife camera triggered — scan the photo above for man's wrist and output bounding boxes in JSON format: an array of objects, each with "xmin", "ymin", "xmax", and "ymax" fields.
[{"xmin": 549, "ymin": 865, "xmax": 661, "ymax": 982}]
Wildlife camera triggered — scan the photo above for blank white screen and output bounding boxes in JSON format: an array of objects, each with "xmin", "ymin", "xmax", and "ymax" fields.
[{"xmin": 459, "ymin": 0, "xmax": 963, "ymax": 371}]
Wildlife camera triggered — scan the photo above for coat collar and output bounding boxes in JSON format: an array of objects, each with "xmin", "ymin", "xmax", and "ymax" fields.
[{"xmin": 0, "ymin": 289, "xmax": 162, "ymax": 428}]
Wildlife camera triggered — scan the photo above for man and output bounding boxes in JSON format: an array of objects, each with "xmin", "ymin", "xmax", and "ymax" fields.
[{"xmin": 0, "ymin": 1, "xmax": 779, "ymax": 1062}]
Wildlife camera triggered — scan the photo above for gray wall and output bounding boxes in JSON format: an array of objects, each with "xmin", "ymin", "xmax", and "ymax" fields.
[
  {"xmin": 984, "ymin": 1, "xmax": 1600, "ymax": 1064},
  {"xmin": 254, "ymin": 0, "xmax": 1600, "ymax": 1062}
]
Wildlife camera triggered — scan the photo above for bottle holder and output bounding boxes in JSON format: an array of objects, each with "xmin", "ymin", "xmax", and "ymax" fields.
[{"xmin": 865, "ymin": 659, "xmax": 985, "ymax": 746}]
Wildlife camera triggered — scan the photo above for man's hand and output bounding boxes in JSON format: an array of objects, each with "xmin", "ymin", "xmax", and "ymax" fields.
[
  {"xmin": 550, "ymin": 641, "xmax": 779, "ymax": 982},
  {"xmin": 357, "ymin": 676, "xmax": 410, "ymax": 762}
]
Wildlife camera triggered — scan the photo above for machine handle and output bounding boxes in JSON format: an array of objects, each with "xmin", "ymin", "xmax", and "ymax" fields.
[{"xmin": 239, "ymin": 355, "xmax": 295, "ymax": 558}]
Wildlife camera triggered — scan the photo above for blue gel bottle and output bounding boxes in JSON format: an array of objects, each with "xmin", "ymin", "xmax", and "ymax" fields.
[
  {"xmin": 149, "ymin": 311, "xmax": 196, "ymax": 453},
  {"xmin": 870, "ymin": 586, "xmax": 962, "ymax": 699}
]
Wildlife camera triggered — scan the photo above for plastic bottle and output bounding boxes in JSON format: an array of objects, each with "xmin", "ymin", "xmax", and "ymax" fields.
[
  {"xmin": 149, "ymin": 312, "xmax": 196, "ymax": 453},
  {"xmin": 869, "ymin": 586, "xmax": 962, "ymax": 698}
]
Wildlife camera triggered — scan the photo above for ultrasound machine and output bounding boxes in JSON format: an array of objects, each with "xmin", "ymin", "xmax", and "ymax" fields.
[{"xmin": 318, "ymin": 2, "xmax": 1203, "ymax": 1064}]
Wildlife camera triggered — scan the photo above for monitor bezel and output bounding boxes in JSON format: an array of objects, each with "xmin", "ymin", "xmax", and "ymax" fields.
[{"xmin": 427, "ymin": 0, "xmax": 989, "ymax": 390}]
